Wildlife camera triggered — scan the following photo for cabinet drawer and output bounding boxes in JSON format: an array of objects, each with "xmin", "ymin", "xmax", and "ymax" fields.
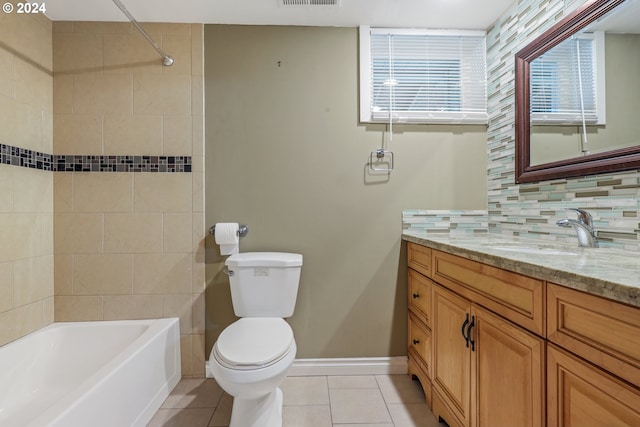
[
  {"xmin": 408, "ymin": 268, "xmax": 432, "ymax": 326},
  {"xmin": 548, "ymin": 283, "xmax": 640, "ymax": 386},
  {"xmin": 408, "ymin": 243, "xmax": 432, "ymax": 277},
  {"xmin": 409, "ymin": 312, "xmax": 432, "ymax": 377},
  {"xmin": 432, "ymin": 250, "xmax": 545, "ymax": 336}
]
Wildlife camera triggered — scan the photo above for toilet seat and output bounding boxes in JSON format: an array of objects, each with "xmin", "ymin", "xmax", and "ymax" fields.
[{"xmin": 214, "ymin": 318, "xmax": 294, "ymax": 370}]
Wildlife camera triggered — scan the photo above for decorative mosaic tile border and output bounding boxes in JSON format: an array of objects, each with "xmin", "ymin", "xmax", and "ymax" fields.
[
  {"xmin": 403, "ymin": 210, "xmax": 489, "ymax": 237},
  {"xmin": 0, "ymin": 143, "xmax": 191, "ymax": 172},
  {"xmin": 54, "ymin": 155, "xmax": 191, "ymax": 172},
  {"xmin": 1, "ymin": 144, "xmax": 53, "ymax": 170}
]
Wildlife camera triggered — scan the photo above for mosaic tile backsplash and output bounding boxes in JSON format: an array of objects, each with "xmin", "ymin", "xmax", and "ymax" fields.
[
  {"xmin": 0, "ymin": 143, "xmax": 191, "ymax": 172},
  {"xmin": 403, "ymin": 210, "xmax": 489, "ymax": 236},
  {"xmin": 484, "ymin": 0, "xmax": 640, "ymax": 251}
]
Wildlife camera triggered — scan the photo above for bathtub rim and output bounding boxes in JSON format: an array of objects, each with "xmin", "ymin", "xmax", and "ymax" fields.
[{"xmin": 1, "ymin": 318, "xmax": 181, "ymax": 427}]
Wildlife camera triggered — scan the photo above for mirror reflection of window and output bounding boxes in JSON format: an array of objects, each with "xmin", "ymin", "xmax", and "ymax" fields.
[
  {"xmin": 530, "ymin": 32, "xmax": 604, "ymax": 125},
  {"xmin": 529, "ymin": 29, "xmax": 640, "ymax": 167},
  {"xmin": 515, "ymin": 0, "xmax": 640, "ymax": 183}
]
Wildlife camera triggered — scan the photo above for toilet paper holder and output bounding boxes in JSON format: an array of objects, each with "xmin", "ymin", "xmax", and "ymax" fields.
[{"xmin": 209, "ymin": 224, "xmax": 249, "ymax": 238}]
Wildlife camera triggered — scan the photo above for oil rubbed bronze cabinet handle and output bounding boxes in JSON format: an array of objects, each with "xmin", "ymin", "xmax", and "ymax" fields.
[
  {"xmin": 412, "ymin": 293, "xmax": 420, "ymax": 299},
  {"xmin": 466, "ymin": 315, "xmax": 476, "ymax": 352},
  {"xmin": 413, "ymin": 339, "xmax": 420, "ymax": 345},
  {"xmin": 461, "ymin": 313, "xmax": 470, "ymax": 348}
]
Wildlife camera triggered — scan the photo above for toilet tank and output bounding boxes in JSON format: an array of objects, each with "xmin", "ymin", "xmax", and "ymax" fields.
[{"xmin": 225, "ymin": 252, "xmax": 303, "ymax": 318}]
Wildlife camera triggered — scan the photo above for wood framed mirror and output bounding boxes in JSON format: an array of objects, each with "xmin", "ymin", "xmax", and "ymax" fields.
[{"xmin": 515, "ymin": 0, "xmax": 640, "ymax": 183}]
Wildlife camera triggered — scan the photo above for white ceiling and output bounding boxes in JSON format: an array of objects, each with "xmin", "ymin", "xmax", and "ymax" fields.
[
  {"xmin": 44, "ymin": 0, "xmax": 517, "ymax": 30},
  {"xmin": 590, "ymin": 0, "xmax": 640, "ymax": 34}
]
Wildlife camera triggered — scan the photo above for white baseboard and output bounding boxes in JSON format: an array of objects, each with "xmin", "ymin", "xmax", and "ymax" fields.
[
  {"xmin": 288, "ymin": 357, "xmax": 408, "ymax": 376},
  {"xmin": 205, "ymin": 356, "xmax": 407, "ymax": 378}
]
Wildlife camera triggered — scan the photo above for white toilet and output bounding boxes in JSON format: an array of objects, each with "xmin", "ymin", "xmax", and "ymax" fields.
[{"xmin": 209, "ymin": 252, "xmax": 303, "ymax": 427}]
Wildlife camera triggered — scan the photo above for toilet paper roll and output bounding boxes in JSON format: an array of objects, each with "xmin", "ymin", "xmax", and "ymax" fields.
[{"xmin": 214, "ymin": 223, "xmax": 239, "ymax": 255}]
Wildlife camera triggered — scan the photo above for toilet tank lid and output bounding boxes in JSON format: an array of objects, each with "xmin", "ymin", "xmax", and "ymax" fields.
[{"xmin": 225, "ymin": 252, "xmax": 303, "ymax": 268}]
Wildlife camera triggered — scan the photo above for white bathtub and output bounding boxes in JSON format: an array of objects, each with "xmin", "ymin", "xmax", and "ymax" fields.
[{"xmin": 0, "ymin": 318, "xmax": 181, "ymax": 427}]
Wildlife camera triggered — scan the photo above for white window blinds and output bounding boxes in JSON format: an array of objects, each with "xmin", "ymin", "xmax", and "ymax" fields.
[
  {"xmin": 360, "ymin": 27, "xmax": 487, "ymax": 124},
  {"xmin": 530, "ymin": 32, "xmax": 606, "ymax": 125}
]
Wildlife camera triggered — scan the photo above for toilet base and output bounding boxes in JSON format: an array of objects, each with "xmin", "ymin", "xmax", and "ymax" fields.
[{"xmin": 229, "ymin": 386, "xmax": 284, "ymax": 427}]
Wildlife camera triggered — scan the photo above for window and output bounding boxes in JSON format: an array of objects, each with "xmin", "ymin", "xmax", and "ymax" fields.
[
  {"xmin": 360, "ymin": 27, "xmax": 487, "ymax": 124},
  {"xmin": 530, "ymin": 32, "xmax": 606, "ymax": 125}
]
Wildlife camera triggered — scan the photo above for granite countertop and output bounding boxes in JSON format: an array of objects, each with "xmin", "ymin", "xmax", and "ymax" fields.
[{"xmin": 402, "ymin": 231, "xmax": 640, "ymax": 309}]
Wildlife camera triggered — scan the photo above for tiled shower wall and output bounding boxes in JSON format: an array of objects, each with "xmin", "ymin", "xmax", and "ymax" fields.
[
  {"xmin": 486, "ymin": 0, "xmax": 640, "ymax": 251},
  {"xmin": 0, "ymin": 13, "xmax": 206, "ymax": 375},
  {"xmin": 51, "ymin": 22, "xmax": 206, "ymax": 377},
  {"xmin": 0, "ymin": 11, "xmax": 54, "ymax": 346}
]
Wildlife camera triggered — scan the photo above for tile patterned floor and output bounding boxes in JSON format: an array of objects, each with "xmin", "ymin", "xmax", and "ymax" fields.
[{"xmin": 147, "ymin": 374, "xmax": 443, "ymax": 427}]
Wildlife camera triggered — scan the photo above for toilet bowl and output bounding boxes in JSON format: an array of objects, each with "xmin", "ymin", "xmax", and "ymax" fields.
[
  {"xmin": 210, "ymin": 318, "xmax": 297, "ymax": 427},
  {"xmin": 209, "ymin": 253, "xmax": 303, "ymax": 427},
  {"xmin": 210, "ymin": 318, "xmax": 296, "ymax": 427}
]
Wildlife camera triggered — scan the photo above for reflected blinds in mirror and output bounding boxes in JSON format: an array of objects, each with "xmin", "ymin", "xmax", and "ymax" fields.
[{"xmin": 530, "ymin": 32, "xmax": 603, "ymax": 124}]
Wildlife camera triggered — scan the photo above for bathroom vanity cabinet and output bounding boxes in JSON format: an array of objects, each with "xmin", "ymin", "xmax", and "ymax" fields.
[{"xmin": 405, "ymin": 240, "xmax": 640, "ymax": 427}]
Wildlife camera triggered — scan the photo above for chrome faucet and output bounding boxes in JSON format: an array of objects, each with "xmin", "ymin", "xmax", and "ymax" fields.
[{"xmin": 556, "ymin": 208, "xmax": 598, "ymax": 248}]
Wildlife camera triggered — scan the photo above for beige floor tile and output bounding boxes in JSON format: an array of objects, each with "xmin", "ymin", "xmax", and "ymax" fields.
[
  {"xmin": 282, "ymin": 376, "xmax": 330, "ymax": 406},
  {"xmin": 208, "ymin": 393, "xmax": 232, "ymax": 426},
  {"xmin": 335, "ymin": 424, "xmax": 394, "ymax": 427},
  {"xmin": 329, "ymin": 388, "xmax": 392, "ymax": 424},
  {"xmin": 376, "ymin": 374, "xmax": 426, "ymax": 404},
  {"xmin": 387, "ymin": 403, "xmax": 442, "ymax": 427},
  {"xmin": 283, "ymin": 405, "xmax": 332, "ymax": 427},
  {"xmin": 161, "ymin": 378, "xmax": 223, "ymax": 409},
  {"xmin": 150, "ymin": 375, "xmax": 436, "ymax": 426},
  {"xmin": 146, "ymin": 408, "xmax": 214, "ymax": 427},
  {"xmin": 327, "ymin": 375, "xmax": 378, "ymax": 389}
]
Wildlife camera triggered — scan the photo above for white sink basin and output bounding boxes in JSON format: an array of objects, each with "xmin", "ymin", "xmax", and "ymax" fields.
[
  {"xmin": 480, "ymin": 241, "xmax": 581, "ymax": 256},
  {"xmin": 487, "ymin": 245, "xmax": 579, "ymax": 256}
]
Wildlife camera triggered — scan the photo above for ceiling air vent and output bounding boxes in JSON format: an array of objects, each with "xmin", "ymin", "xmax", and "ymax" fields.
[{"xmin": 279, "ymin": 0, "xmax": 340, "ymax": 6}]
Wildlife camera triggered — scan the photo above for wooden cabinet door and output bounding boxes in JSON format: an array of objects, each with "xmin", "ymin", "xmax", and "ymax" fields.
[
  {"xmin": 547, "ymin": 344, "xmax": 640, "ymax": 427},
  {"xmin": 432, "ymin": 284, "xmax": 472, "ymax": 427},
  {"xmin": 472, "ymin": 305, "xmax": 545, "ymax": 427}
]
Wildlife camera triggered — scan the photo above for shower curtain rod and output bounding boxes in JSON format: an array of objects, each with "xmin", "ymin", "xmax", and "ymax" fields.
[{"xmin": 112, "ymin": 0, "xmax": 174, "ymax": 66}]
